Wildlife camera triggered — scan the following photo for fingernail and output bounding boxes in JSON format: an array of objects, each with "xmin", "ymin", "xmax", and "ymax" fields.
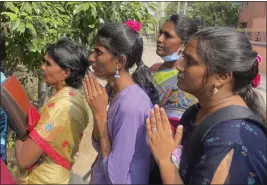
[
  {"xmin": 160, "ymin": 107, "xmax": 165, "ymax": 112},
  {"xmin": 178, "ymin": 125, "xmax": 183, "ymax": 130},
  {"xmin": 151, "ymin": 109, "xmax": 154, "ymax": 114},
  {"xmin": 154, "ymin": 104, "xmax": 159, "ymax": 109}
]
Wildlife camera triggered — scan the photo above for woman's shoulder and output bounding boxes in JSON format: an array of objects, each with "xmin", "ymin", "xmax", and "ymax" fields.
[
  {"xmin": 117, "ymin": 85, "xmax": 153, "ymax": 112},
  {"xmin": 150, "ymin": 63, "xmax": 162, "ymax": 73},
  {"xmin": 47, "ymin": 87, "xmax": 87, "ymax": 111},
  {"xmin": 206, "ymin": 119, "xmax": 266, "ymax": 145}
]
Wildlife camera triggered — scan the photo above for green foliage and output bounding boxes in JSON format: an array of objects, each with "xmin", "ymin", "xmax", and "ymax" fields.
[
  {"xmin": 164, "ymin": 2, "xmax": 239, "ymax": 28},
  {"xmin": 0, "ymin": 2, "xmax": 158, "ymax": 76},
  {"xmin": 187, "ymin": 2, "xmax": 239, "ymax": 28},
  {"xmin": 164, "ymin": 2, "xmax": 183, "ymax": 19}
]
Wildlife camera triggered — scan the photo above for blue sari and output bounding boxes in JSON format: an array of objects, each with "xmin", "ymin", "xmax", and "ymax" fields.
[
  {"xmin": 151, "ymin": 64, "xmax": 198, "ymax": 131},
  {"xmin": 0, "ymin": 72, "xmax": 8, "ymax": 163}
]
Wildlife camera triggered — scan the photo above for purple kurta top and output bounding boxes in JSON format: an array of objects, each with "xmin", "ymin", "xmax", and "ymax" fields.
[{"xmin": 90, "ymin": 84, "xmax": 153, "ymax": 184}]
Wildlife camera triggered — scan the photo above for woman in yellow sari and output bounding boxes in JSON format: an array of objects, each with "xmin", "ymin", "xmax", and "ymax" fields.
[{"xmin": 15, "ymin": 38, "xmax": 90, "ymax": 184}]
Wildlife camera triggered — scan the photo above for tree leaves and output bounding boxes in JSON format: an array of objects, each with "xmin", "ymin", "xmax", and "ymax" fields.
[
  {"xmin": 187, "ymin": 2, "xmax": 239, "ymax": 27},
  {"xmin": 5, "ymin": 2, "xmax": 19, "ymax": 14},
  {"xmin": 17, "ymin": 21, "xmax": 25, "ymax": 33},
  {"xmin": 163, "ymin": 2, "xmax": 239, "ymax": 28},
  {"xmin": 1, "ymin": 1, "xmax": 157, "ymax": 76},
  {"xmin": 11, "ymin": 18, "xmax": 20, "ymax": 30},
  {"xmin": 32, "ymin": 2, "xmax": 40, "ymax": 14},
  {"xmin": 26, "ymin": 22, "xmax": 37, "ymax": 37},
  {"xmin": 1, "ymin": 12, "xmax": 17, "ymax": 20}
]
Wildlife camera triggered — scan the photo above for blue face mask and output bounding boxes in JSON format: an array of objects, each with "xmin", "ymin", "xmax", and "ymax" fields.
[{"xmin": 160, "ymin": 46, "xmax": 183, "ymax": 62}]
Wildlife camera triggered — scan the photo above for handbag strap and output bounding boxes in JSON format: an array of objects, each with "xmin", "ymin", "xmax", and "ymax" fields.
[{"xmin": 180, "ymin": 104, "xmax": 267, "ymax": 182}]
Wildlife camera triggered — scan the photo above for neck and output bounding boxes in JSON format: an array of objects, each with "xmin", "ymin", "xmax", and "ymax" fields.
[
  {"xmin": 197, "ymin": 91, "xmax": 246, "ymax": 113},
  {"xmin": 54, "ymin": 83, "xmax": 66, "ymax": 92},
  {"xmin": 107, "ymin": 71, "xmax": 135, "ymax": 95},
  {"xmin": 159, "ymin": 60, "xmax": 180, "ymax": 71}
]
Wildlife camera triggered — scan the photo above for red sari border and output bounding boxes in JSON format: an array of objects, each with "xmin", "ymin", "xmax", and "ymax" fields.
[{"xmin": 29, "ymin": 130, "xmax": 71, "ymax": 170}]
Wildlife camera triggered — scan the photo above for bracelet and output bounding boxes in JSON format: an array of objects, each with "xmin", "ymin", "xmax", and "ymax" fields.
[{"xmin": 171, "ymin": 145, "xmax": 183, "ymax": 169}]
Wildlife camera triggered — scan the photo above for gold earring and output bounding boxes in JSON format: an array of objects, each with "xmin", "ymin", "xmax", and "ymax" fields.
[{"xmin": 212, "ymin": 87, "xmax": 218, "ymax": 94}]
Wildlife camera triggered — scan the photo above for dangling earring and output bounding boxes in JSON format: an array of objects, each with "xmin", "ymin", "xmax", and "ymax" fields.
[
  {"xmin": 114, "ymin": 66, "xmax": 120, "ymax": 79},
  {"xmin": 62, "ymin": 79, "xmax": 65, "ymax": 86},
  {"xmin": 212, "ymin": 86, "xmax": 218, "ymax": 94}
]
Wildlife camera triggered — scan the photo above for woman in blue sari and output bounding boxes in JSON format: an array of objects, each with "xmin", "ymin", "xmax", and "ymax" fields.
[{"xmin": 0, "ymin": 35, "xmax": 8, "ymax": 164}]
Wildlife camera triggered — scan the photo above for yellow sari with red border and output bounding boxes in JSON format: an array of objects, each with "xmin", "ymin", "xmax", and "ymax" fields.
[{"xmin": 17, "ymin": 86, "xmax": 89, "ymax": 184}]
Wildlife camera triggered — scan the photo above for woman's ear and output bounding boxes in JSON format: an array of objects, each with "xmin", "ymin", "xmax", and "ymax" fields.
[
  {"xmin": 63, "ymin": 68, "xmax": 71, "ymax": 79},
  {"xmin": 117, "ymin": 55, "xmax": 127, "ymax": 69},
  {"xmin": 215, "ymin": 72, "xmax": 233, "ymax": 88}
]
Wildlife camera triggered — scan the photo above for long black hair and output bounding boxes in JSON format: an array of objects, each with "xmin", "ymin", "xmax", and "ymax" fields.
[
  {"xmin": 96, "ymin": 22, "xmax": 159, "ymax": 105},
  {"xmin": 46, "ymin": 38, "xmax": 89, "ymax": 89},
  {"xmin": 194, "ymin": 27, "xmax": 266, "ymax": 123}
]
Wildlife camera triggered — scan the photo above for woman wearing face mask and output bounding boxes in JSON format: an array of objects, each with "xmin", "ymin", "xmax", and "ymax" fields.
[
  {"xmin": 15, "ymin": 38, "xmax": 90, "ymax": 184},
  {"xmin": 147, "ymin": 27, "xmax": 267, "ymax": 184},
  {"xmin": 83, "ymin": 20, "xmax": 158, "ymax": 184},
  {"xmin": 151, "ymin": 14, "xmax": 198, "ymax": 131}
]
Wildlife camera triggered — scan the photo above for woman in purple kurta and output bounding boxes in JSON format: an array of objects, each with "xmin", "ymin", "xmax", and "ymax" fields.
[
  {"xmin": 83, "ymin": 21, "xmax": 159, "ymax": 184},
  {"xmin": 91, "ymin": 84, "xmax": 153, "ymax": 184}
]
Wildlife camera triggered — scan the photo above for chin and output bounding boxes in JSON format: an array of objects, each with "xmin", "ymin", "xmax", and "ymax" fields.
[
  {"xmin": 177, "ymin": 81, "xmax": 186, "ymax": 91},
  {"xmin": 156, "ymin": 50, "xmax": 165, "ymax": 57},
  {"xmin": 93, "ymin": 71, "xmax": 107, "ymax": 79},
  {"xmin": 177, "ymin": 82, "xmax": 196, "ymax": 97}
]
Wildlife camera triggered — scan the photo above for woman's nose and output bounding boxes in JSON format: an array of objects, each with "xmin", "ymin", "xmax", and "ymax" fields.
[
  {"xmin": 41, "ymin": 63, "xmax": 45, "ymax": 71},
  {"xmin": 157, "ymin": 33, "xmax": 164, "ymax": 43},
  {"xmin": 89, "ymin": 52, "xmax": 96, "ymax": 64}
]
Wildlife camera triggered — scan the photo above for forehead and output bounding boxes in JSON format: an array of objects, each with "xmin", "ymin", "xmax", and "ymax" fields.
[
  {"xmin": 44, "ymin": 54, "xmax": 57, "ymax": 65},
  {"xmin": 95, "ymin": 40, "xmax": 110, "ymax": 52},
  {"xmin": 161, "ymin": 21, "xmax": 177, "ymax": 35},
  {"xmin": 184, "ymin": 39, "xmax": 205, "ymax": 64}
]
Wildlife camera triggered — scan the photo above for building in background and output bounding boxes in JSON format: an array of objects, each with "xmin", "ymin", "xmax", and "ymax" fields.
[
  {"xmin": 238, "ymin": 1, "xmax": 266, "ymax": 43},
  {"xmin": 238, "ymin": 1, "xmax": 266, "ymax": 76}
]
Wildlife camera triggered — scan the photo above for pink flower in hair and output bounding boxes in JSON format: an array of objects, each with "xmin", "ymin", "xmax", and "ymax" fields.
[
  {"xmin": 125, "ymin": 19, "xmax": 142, "ymax": 32},
  {"xmin": 255, "ymin": 55, "xmax": 262, "ymax": 64},
  {"xmin": 251, "ymin": 73, "xmax": 261, "ymax": 88}
]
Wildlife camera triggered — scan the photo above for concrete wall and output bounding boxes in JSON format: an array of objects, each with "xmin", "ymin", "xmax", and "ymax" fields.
[
  {"xmin": 252, "ymin": 17, "xmax": 266, "ymax": 42},
  {"xmin": 239, "ymin": 2, "xmax": 266, "ymax": 23},
  {"xmin": 239, "ymin": 2, "xmax": 266, "ymax": 42}
]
